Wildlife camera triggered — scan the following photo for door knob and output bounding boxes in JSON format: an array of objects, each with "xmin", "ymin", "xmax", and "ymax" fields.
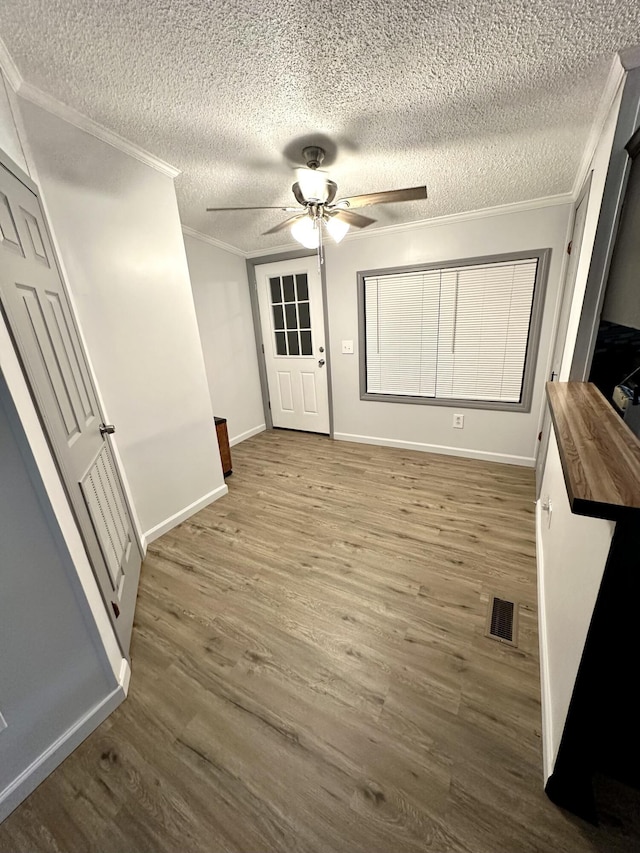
[
  {"xmin": 100, "ymin": 423, "xmax": 116, "ymax": 437},
  {"xmin": 318, "ymin": 359, "xmax": 325, "ymax": 367}
]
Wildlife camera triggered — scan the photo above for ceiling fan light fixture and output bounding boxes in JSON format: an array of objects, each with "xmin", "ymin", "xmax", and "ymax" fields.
[
  {"xmin": 296, "ymin": 168, "xmax": 329, "ymax": 202},
  {"xmin": 326, "ymin": 216, "xmax": 350, "ymax": 244},
  {"xmin": 291, "ymin": 216, "xmax": 320, "ymax": 249}
]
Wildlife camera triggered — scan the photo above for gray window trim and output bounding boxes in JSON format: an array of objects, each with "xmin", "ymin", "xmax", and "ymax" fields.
[{"xmin": 357, "ymin": 248, "xmax": 552, "ymax": 412}]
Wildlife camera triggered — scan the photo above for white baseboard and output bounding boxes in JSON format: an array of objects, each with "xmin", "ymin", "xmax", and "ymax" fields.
[
  {"xmin": 0, "ymin": 685, "xmax": 125, "ymax": 822},
  {"xmin": 333, "ymin": 432, "xmax": 535, "ymax": 467},
  {"xmin": 230, "ymin": 423, "xmax": 266, "ymax": 447},
  {"xmin": 143, "ymin": 483, "xmax": 229, "ymax": 544},
  {"xmin": 536, "ymin": 499, "xmax": 554, "ymax": 783}
]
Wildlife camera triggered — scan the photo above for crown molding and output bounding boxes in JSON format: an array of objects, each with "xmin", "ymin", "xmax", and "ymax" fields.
[
  {"xmin": 1, "ymin": 36, "xmax": 180, "ymax": 178},
  {"xmin": 245, "ymin": 238, "xmax": 300, "ymax": 258},
  {"xmin": 181, "ymin": 225, "xmax": 245, "ymax": 256},
  {"xmin": 17, "ymin": 82, "xmax": 180, "ymax": 178},
  {"xmin": 571, "ymin": 55, "xmax": 626, "ymax": 198},
  {"xmin": 0, "ymin": 38, "xmax": 180, "ymax": 178},
  {"xmin": 339, "ymin": 193, "xmax": 574, "ymax": 245},
  {"xmin": 0, "ymin": 35, "xmax": 23, "ymax": 92}
]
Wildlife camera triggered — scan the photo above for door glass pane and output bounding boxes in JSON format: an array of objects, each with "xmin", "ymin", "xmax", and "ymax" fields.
[
  {"xmin": 287, "ymin": 331, "xmax": 300, "ymax": 355},
  {"xmin": 269, "ymin": 269, "xmax": 315, "ymax": 358},
  {"xmin": 283, "ymin": 275, "xmax": 295, "ymax": 302},
  {"xmin": 300, "ymin": 330, "xmax": 313, "ymax": 356},
  {"xmin": 285, "ymin": 303, "xmax": 298, "ymax": 329},
  {"xmin": 270, "ymin": 277, "xmax": 282, "ymax": 304},
  {"xmin": 296, "ymin": 274, "xmax": 308, "ymax": 301},
  {"xmin": 298, "ymin": 301, "xmax": 310, "ymax": 328},
  {"xmin": 272, "ymin": 304, "xmax": 284, "ymax": 330}
]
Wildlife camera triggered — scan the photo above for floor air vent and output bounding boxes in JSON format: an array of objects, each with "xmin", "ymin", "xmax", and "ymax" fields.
[{"xmin": 486, "ymin": 596, "xmax": 519, "ymax": 646}]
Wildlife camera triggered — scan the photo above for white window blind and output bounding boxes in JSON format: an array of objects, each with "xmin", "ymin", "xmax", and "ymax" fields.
[{"xmin": 364, "ymin": 258, "xmax": 539, "ymax": 404}]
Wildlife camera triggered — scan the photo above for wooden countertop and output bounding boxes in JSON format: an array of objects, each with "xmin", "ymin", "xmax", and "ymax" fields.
[{"xmin": 546, "ymin": 382, "xmax": 640, "ymax": 520}]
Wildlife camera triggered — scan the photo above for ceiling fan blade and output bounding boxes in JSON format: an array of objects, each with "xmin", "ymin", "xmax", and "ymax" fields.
[
  {"xmin": 262, "ymin": 214, "xmax": 306, "ymax": 236},
  {"xmin": 206, "ymin": 205, "xmax": 300, "ymax": 211},
  {"xmin": 338, "ymin": 185, "xmax": 428, "ymax": 209},
  {"xmin": 331, "ymin": 209, "xmax": 376, "ymax": 229}
]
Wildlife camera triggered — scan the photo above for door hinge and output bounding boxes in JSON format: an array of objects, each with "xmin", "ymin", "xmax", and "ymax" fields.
[
  {"xmin": 268, "ymin": 400, "xmax": 271, "ymax": 409},
  {"xmin": 567, "ymin": 240, "xmax": 573, "ymax": 255},
  {"xmin": 261, "ymin": 343, "xmax": 264, "ymax": 353}
]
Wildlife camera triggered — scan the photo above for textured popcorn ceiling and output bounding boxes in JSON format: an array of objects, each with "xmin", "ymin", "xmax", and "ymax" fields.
[{"xmin": 2, "ymin": 1, "xmax": 640, "ymax": 251}]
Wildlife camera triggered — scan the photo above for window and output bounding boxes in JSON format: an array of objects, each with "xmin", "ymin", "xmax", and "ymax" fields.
[
  {"xmin": 358, "ymin": 250, "xmax": 550, "ymax": 411},
  {"xmin": 269, "ymin": 272, "xmax": 313, "ymax": 356}
]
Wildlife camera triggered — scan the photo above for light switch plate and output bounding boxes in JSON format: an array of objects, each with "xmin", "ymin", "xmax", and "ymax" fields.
[{"xmin": 342, "ymin": 340, "xmax": 354, "ymax": 354}]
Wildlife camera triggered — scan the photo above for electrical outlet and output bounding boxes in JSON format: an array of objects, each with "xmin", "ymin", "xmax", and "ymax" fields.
[
  {"xmin": 453, "ymin": 413, "xmax": 464, "ymax": 429},
  {"xmin": 0, "ymin": 711, "xmax": 7, "ymax": 734},
  {"xmin": 341, "ymin": 340, "xmax": 354, "ymax": 354}
]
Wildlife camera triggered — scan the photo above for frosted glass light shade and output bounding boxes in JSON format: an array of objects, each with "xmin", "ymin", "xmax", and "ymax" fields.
[
  {"xmin": 326, "ymin": 216, "xmax": 350, "ymax": 243},
  {"xmin": 291, "ymin": 216, "xmax": 320, "ymax": 248},
  {"xmin": 296, "ymin": 168, "xmax": 329, "ymax": 202}
]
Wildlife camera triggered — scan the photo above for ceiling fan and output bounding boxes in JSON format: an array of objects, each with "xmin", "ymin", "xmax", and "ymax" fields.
[{"xmin": 206, "ymin": 146, "xmax": 427, "ymax": 257}]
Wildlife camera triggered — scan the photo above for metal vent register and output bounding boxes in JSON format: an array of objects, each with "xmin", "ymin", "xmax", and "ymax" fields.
[{"xmin": 486, "ymin": 596, "xmax": 519, "ymax": 646}]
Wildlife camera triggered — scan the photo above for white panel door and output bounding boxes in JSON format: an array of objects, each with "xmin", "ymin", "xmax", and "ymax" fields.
[
  {"xmin": 0, "ymin": 160, "xmax": 141, "ymax": 653},
  {"xmin": 256, "ymin": 257, "xmax": 330, "ymax": 433}
]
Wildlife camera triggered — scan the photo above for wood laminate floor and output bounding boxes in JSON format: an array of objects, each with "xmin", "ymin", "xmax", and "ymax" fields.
[{"xmin": 2, "ymin": 430, "xmax": 640, "ymax": 852}]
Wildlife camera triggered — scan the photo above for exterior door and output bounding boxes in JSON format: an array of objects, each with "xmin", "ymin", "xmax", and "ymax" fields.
[
  {"xmin": 256, "ymin": 257, "xmax": 330, "ymax": 433},
  {"xmin": 535, "ymin": 174, "xmax": 592, "ymax": 493},
  {"xmin": 0, "ymin": 159, "xmax": 141, "ymax": 654}
]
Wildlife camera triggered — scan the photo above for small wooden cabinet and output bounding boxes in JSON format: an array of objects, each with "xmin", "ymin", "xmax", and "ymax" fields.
[{"xmin": 214, "ymin": 417, "xmax": 232, "ymax": 477}]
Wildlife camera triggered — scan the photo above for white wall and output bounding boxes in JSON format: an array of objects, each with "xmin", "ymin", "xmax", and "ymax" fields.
[
  {"xmin": 0, "ymin": 71, "xmax": 27, "ymax": 173},
  {"xmin": 536, "ymin": 434, "xmax": 614, "ymax": 778},
  {"xmin": 537, "ymin": 75, "xmax": 625, "ymax": 779},
  {"xmin": 324, "ymin": 203, "xmax": 571, "ymax": 466},
  {"xmin": 17, "ymin": 99, "xmax": 226, "ymax": 540},
  {"xmin": 184, "ymin": 233, "xmax": 265, "ymax": 445}
]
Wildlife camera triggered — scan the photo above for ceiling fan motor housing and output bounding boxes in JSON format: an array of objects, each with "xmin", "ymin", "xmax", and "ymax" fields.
[{"xmin": 302, "ymin": 146, "xmax": 325, "ymax": 170}]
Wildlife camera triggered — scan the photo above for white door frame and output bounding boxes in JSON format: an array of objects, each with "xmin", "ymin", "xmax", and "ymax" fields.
[
  {"xmin": 535, "ymin": 172, "xmax": 593, "ymax": 493},
  {"xmin": 246, "ymin": 249, "xmax": 334, "ymax": 436}
]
